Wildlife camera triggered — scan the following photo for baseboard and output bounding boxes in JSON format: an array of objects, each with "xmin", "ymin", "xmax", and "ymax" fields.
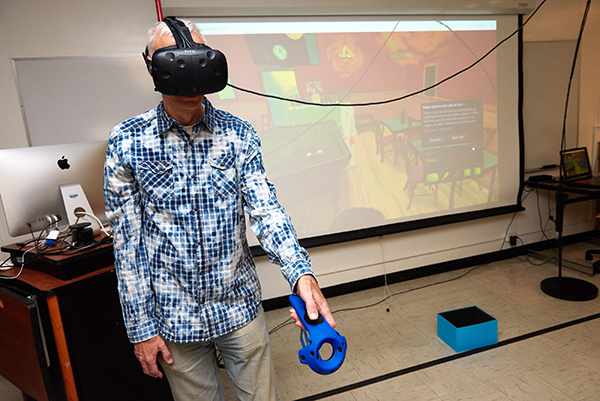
[{"xmin": 262, "ymin": 230, "xmax": 599, "ymax": 311}]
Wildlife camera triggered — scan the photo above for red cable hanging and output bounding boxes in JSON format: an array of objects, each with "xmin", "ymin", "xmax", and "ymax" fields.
[{"xmin": 155, "ymin": 0, "xmax": 163, "ymax": 21}]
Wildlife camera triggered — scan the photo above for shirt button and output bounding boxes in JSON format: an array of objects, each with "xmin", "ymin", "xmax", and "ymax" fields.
[
  {"xmin": 191, "ymin": 174, "xmax": 196, "ymax": 179},
  {"xmin": 193, "ymin": 207, "xmax": 198, "ymax": 212},
  {"xmin": 197, "ymin": 241, "xmax": 202, "ymax": 246}
]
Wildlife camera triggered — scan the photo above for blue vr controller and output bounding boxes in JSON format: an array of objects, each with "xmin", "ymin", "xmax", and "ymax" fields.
[{"xmin": 289, "ymin": 294, "xmax": 347, "ymax": 375}]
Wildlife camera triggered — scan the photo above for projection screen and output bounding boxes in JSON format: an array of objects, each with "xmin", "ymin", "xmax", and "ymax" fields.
[{"xmin": 193, "ymin": 15, "xmax": 522, "ymax": 246}]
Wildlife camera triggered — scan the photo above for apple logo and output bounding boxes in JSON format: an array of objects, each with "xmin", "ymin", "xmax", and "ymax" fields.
[{"xmin": 57, "ymin": 156, "xmax": 70, "ymax": 170}]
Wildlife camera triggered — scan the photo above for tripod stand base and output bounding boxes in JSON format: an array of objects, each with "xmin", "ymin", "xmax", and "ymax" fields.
[{"xmin": 541, "ymin": 277, "xmax": 598, "ymax": 301}]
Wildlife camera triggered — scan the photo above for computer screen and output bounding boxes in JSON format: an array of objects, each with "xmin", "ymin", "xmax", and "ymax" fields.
[
  {"xmin": 561, "ymin": 147, "xmax": 591, "ymax": 180},
  {"xmin": 0, "ymin": 141, "xmax": 107, "ymax": 238}
]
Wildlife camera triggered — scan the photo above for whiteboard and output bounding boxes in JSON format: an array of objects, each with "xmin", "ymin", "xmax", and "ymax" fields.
[
  {"xmin": 522, "ymin": 41, "xmax": 580, "ymax": 170},
  {"xmin": 14, "ymin": 56, "xmax": 162, "ymax": 146}
]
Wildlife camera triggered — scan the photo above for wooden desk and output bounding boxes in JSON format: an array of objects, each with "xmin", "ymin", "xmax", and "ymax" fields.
[{"xmin": 0, "ymin": 246, "xmax": 173, "ymax": 401}]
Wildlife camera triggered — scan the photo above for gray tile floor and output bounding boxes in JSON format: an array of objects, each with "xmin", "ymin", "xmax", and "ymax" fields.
[{"xmin": 3, "ymin": 242, "xmax": 600, "ymax": 400}]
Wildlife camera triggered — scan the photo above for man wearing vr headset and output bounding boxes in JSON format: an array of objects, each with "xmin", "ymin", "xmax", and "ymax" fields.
[{"xmin": 104, "ymin": 18, "xmax": 335, "ymax": 400}]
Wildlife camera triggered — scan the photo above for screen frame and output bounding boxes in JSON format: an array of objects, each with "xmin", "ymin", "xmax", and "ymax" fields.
[
  {"xmin": 561, "ymin": 147, "xmax": 592, "ymax": 181},
  {"xmin": 189, "ymin": 14, "xmax": 526, "ymax": 253}
]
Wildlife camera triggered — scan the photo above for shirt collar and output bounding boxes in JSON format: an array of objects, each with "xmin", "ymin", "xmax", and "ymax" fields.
[
  {"xmin": 201, "ymin": 98, "xmax": 217, "ymax": 134},
  {"xmin": 156, "ymin": 98, "xmax": 217, "ymax": 137}
]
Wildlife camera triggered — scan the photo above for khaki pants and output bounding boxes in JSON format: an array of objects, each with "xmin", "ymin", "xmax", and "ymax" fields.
[{"xmin": 159, "ymin": 307, "xmax": 280, "ymax": 401}]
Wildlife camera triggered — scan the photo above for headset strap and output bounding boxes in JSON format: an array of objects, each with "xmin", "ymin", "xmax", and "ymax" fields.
[{"xmin": 163, "ymin": 17, "xmax": 196, "ymax": 48}]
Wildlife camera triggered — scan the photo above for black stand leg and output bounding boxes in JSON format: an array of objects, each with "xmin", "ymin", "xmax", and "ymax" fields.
[{"xmin": 540, "ymin": 191, "xmax": 598, "ymax": 301}]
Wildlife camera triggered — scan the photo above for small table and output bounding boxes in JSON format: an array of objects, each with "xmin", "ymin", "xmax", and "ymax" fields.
[
  {"xmin": 408, "ymin": 140, "xmax": 498, "ymax": 209},
  {"xmin": 381, "ymin": 117, "xmax": 420, "ymax": 135},
  {"xmin": 379, "ymin": 117, "xmax": 421, "ymax": 164},
  {"xmin": 525, "ymin": 178, "xmax": 600, "ymax": 301}
]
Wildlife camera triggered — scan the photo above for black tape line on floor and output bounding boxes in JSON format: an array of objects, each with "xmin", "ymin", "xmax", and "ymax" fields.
[{"xmin": 294, "ymin": 312, "xmax": 600, "ymax": 401}]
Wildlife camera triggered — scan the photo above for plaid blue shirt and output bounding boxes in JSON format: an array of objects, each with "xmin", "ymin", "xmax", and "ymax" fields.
[{"xmin": 104, "ymin": 98, "xmax": 313, "ymax": 344}]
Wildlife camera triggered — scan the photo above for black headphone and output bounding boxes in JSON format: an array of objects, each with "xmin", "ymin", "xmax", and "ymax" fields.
[{"xmin": 143, "ymin": 17, "xmax": 228, "ymax": 96}]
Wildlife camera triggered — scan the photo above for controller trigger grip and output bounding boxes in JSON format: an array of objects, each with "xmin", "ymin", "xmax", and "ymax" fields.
[{"xmin": 303, "ymin": 310, "xmax": 325, "ymax": 325}]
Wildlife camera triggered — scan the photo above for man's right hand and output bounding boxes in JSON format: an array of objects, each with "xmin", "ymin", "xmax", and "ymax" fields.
[{"xmin": 133, "ymin": 336, "xmax": 173, "ymax": 378}]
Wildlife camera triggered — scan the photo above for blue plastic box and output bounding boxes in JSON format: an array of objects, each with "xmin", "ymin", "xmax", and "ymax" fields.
[{"xmin": 437, "ymin": 306, "xmax": 497, "ymax": 352}]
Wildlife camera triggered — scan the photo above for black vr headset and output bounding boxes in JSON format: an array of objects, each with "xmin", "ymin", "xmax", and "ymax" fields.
[{"xmin": 143, "ymin": 17, "xmax": 228, "ymax": 96}]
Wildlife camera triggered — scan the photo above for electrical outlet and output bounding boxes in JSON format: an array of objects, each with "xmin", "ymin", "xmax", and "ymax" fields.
[{"xmin": 505, "ymin": 231, "xmax": 517, "ymax": 243}]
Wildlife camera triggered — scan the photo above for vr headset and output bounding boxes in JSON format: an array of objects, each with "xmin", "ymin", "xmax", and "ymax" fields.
[{"xmin": 143, "ymin": 17, "xmax": 228, "ymax": 96}]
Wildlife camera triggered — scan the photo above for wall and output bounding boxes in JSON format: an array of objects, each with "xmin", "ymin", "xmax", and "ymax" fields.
[
  {"xmin": 522, "ymin": 0, "xmax": 600, "ymax": 169},
  {"xmin": 1, "ymin": 0, "xmax": 599, "ymax": 300},
  {"xmin": 0, "ymin": 0, "xmax": 158, "ymax": 246}
]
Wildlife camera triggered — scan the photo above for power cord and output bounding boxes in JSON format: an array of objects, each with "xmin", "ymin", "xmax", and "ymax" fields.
[
  {"xmin": 0, "ymin": 256, "xmax": 15, "ymax": 271},
  {"xmin": 1, "ymin": 212, "xmax": 113, "ymax": 275},
  {"xmin": 269, "ymin": 178, "xmax": 555, "ymax": 334},
  {"xmin": 269, "ymin": 263, "xmax": 487, "ymax": 335},
  {"xmin": 229, "ymin": 0, "xmax": 548, "ymax": 108},
  {"xmin": 0, "ymin": 241, "xmax": 39, "ymax": 279},
  {"xmin": 74, "ymin": 208, "xmax": 112, "ymax": 238},
  {"xmin": 514, "ymin": 236, "xmax": 557, "ymax": 266}
]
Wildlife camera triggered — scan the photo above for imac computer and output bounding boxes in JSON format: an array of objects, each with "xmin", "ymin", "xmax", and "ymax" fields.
[{"xmin": 0, "ymin": 140, "xmax": 108, "ymax": 238}]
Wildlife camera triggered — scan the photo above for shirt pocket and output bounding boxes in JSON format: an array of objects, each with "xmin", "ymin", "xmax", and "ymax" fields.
[
  {"xmin": 210, "ymin": 154, "xmax": 238, "ymax": 198},
  {"xmin": 138, "ymin": 160, "xmax": 176, "ymax": 201}
]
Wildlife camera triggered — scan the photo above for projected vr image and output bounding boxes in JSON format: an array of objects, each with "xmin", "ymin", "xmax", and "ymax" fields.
[{"xmin": 197, "ymin": 19, "xmax": 513, "ymax": 241}]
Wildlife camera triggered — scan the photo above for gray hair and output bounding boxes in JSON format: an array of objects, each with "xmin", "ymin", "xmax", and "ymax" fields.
[{"xmin": 146, "ymin": 19, "xmax": 205, "ymax": 55}]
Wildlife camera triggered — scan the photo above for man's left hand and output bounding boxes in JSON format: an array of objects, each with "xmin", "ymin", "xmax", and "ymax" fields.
[{"xmin": 290, "ymin": 275, "xmax": 336, "ymax": 330}]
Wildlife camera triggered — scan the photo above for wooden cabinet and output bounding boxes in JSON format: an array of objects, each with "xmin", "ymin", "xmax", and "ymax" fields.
[
  {"xmin": 0, "ymin": 286, "xmax": 60, "ymax": 401},
  {"xmin": 0, "ymin": 253, "xmax": 173, "ymax": 401}
]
